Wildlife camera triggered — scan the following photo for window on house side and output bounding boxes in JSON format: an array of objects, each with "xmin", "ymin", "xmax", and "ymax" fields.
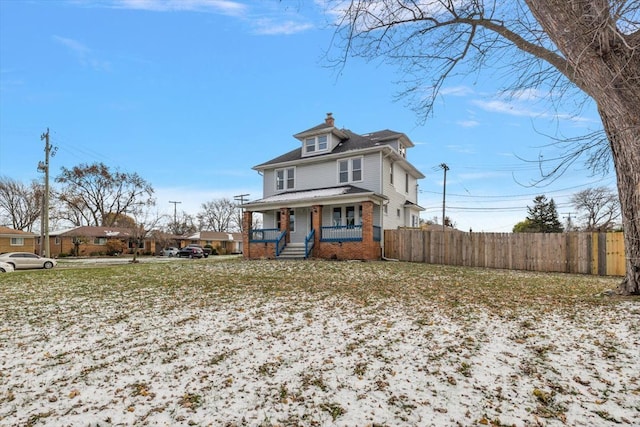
[
  {"xmin": 397, "ymin": 209, "xmax": 401, "ymax": 218},
  {"xmin": 352, "ymin": 158, "xmax": 362, "ymax": 181},
  {"xmin": 10, "ymin": 237, "xmax": 24, "ymax": 246},
  {"xmin": 390, "ymin": 164, "xmax": 394, "ymax": 185},
  {"xmin": 333, "ymin": 207, "xmax": 342, "ymax": 226},
  {"xmin": 338, "ymin": 157, "xmax": 363, "ymax": 184},
  {"xmin": 346, "ymin": 206, "xmax": 355, "ymax": 227},
  {"xmin": 405, "ymin": 173, "xmax": 409, "ymax": 193},
  {"xmin": 289, "ymin": 209, "xmax": 295, "ymax": 232},
  {"xmin": 276, "ymin": 167, "xmax": 295, "ymax": 191}
]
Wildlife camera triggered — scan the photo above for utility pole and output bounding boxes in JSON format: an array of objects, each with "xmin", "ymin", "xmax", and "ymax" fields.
[
  {"xmin": 234, "ymin": 194, "xmax": 250, "ymax": 206},
  {"xmin": 440, "ymin": 163, "xmax": 449, "ymax": 232},
  {"xmin": 38, "ymin": 128, "xmax": 56, "ymax": 257},
  {"xmin": 234, "ymin": 194, "xmax": 250, "ymax": 232},
  {"xmin": 562, "ymin": 212, "xmax": 576, "ymax": 231},
  {"xmin": 169, "ymin": 201, "xmax": 181, "ymax": 229}
]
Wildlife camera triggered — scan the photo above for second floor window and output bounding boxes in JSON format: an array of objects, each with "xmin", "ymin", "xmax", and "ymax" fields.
[
  {"xmin": 276, "ymin": 167, "xmax": 295, "ymax": 191},
  {"xmin": 405, "ymin": 173, "xmax": 409, "ymax": 193},
  {"xmin": 338, "ymin": 157, "xmax": 363, "ymax": 183}
]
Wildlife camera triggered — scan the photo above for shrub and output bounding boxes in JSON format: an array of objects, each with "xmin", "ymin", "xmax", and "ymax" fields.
[{"xmin": 105, "ymin": 240, "xmax": 128, "ymax": 256}]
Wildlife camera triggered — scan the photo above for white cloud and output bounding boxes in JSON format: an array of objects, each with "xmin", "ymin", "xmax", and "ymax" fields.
[
  {"xmin": 456, "ymin": 120, "xmax": 480, "ymax": 128},
  {"xmin": 52, "ymin": 35, "xmax": 111, "ymax": 71},
  {"xmin": 112, "ymin": 0, "xmax": 247, "ymax": 16},
  {"xmin": 98, "ymin": 1, "xmax": 313, "ymax": 35},
  {"xmin": 472, "ymin": 99, "xmax": 542, "ymax": 118},
  {"xmin": 446, "ymin": 144, "xmax": 475, "ymax": 154},
  {"xmin": 440, "ymin": 85, "xmax": 474, "ymax": 96},
  {"xmin": 253, "ymin": 19, "xmax": 314, "ymax": 35}
]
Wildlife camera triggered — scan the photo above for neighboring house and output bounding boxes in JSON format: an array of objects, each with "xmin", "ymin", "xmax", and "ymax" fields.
[
  {"xmin": 180, "ymin": 231, "xmax": 243, "ymax": 254},
  {"xmin": 0, "ymin": 226, "xmax": 36, "ymax": 254},
  {"xmin": 49, "ymin": 226, "xmax": 156, "ymax": 257},
  {"xmin": 242, "ymin": 113, "xmax": 425, "ymax": 260}
]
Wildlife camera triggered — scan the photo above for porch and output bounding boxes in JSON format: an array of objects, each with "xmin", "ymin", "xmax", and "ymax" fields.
[
  {"xmin": 247, "ymin": 225, "xmax": 382, "ymax": 259},
  {"xmin": 243, "ymin": 199, "xmax": 383, "ymax": 260}
]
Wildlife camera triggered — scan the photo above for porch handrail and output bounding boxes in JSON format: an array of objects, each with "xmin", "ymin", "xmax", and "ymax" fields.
[
  {"xmin": 275, "ymin": 230, "xmax": 287, "ymax": 256},
  {"xmin": 304, "ymin": 229, "xmax": 315, "ymax": 259}
]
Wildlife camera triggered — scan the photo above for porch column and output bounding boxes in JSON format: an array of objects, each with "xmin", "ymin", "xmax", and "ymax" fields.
[
  {"xmin": 242, "ymin": 210, "xmax": 252, "ymax": 259},
  {"xmin": 280, "ymin": 207, "xmax": 291, "ymax": 243},
  {"xmin": 361, "ymin": 201, "xmax": 375, "ymax": 259},
  {"xmin": 312, "ymin": 204, "xmax": 323, "ymax": 255}
]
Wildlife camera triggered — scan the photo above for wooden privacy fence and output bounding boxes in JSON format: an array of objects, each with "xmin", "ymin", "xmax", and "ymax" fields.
[{"xmin": 384, "ymin": 230, "xmax": 626, "ymax": 276}]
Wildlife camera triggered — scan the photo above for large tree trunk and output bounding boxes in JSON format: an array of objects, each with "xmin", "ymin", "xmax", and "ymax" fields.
[
  {"xmin": 601, "ymin": 107, "xmax": 640, "ymax": 294},
  {"xmin": 527, "ymin": 0, "xmax": 640, "ymax": 294}
]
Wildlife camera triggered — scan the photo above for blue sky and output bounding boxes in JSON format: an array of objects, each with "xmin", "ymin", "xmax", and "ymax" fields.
[{"xmin": 0, "ymin": 0, "xmax": 615, "ymax": 232}]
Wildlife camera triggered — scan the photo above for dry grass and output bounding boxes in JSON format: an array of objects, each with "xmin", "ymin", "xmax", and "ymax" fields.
[{"xmin": 1, "ymin": 259, "xmax": 638, "ymax": 426}]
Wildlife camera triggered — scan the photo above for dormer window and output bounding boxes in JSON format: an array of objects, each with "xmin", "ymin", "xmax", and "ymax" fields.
[
  {"xmin": 304, "ymin": 135, "xmax": 328, "ymax": 154},
  {"xmin": 399, "ymin": 145, "xmax": 406, "ymax": 158}
]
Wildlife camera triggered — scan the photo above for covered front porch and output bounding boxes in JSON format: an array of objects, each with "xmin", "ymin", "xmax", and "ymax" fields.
[{"xmin": 242, "ymin": 187, "xmax": 385, "ymax": 260}]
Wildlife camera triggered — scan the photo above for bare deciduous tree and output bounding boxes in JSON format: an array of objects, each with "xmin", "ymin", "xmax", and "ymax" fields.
[
  {"xmin": 0, "ymin": 177, "xmax": 43, "ymax": 231},
  {"xmin": 571, "ymin": 186, "xmax": 621, "ymax": 231},
  {"xmin": 328, "ymin": 0, "xmax": 640, "ymax": 294},
  {"xmin": 198, "ymin": 198, "xmax": 239, "ymax": 232},
  {"xmin": 55, "ymin": 162, "xmax": 155, "ymax": 227},
  {"xmin": 168, "ymin": 211, "xmax": 197, "ymax": 235}
]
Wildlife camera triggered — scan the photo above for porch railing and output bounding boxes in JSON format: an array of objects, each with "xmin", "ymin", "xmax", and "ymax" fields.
[
  {"xmin": 275, "ymin": 231, "xmax": 287, "ymax": 257},
  {"xmin": 320, "ymin": 225, "xmax": 383, "ymax": 242},
  {"xmin": 321, "ymin": 225, "xmax": 363, "ymax": 242},
  {"xmin": 304, "ymin": 229, "xmax": 315, "ymax": 258},
  {"xmin": 249, "ymin": 228, "xmax": 282, "ymax": 242}
]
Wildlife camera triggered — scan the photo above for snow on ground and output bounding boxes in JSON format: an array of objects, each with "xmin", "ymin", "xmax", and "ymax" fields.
[{"xmin": 0, "ymin": 260, "xmax": 638, "ymax": 426}]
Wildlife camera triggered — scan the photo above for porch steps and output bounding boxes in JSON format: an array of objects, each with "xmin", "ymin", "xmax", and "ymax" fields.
[{"xmin": 278, "ymin": 243, "xmax": 307, "ymax": 260}]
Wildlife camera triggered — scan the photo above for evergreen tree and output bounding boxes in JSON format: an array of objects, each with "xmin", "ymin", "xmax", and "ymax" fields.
[{"xmin": 526, "ymin": 195, "xmax": 564, "ymax": 233}]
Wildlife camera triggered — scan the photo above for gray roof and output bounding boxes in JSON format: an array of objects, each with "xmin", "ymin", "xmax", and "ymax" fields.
[
  {"xmin": 254, "ymin": 128, "xmax": 408, "ymax": 169},
  {"xmin": 242, "ymin": 185, "xmax": 386, "ymax": 210}
]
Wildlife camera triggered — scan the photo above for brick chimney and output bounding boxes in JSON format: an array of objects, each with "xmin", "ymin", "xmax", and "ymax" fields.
[{"xmin": 325, "ymin": 112, "xmax": 334, "ymax": 127}]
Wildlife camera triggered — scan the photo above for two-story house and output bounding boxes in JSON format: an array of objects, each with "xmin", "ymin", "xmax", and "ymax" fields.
[{"xmin": 241, "ymin": 113, "xmax": 424, "ymax": 260}]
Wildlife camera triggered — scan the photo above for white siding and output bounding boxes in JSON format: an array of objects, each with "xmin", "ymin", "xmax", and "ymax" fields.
[
  {"xmin": 381, "ymin": 156, "xmax": 422, "ymax": 229},
  {"xmin": 265, "ymin": 152, "xmax": 383, "ymax": 194}
]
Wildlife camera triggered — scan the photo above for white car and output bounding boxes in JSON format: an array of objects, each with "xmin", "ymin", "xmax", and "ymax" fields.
[
  {"xmin": 0, "ymin": 261, "xmax": 14, "ymax": 273},
  {"xmin": 0, "ymin": 252, "xmax": 57, "ymax": 270},
  {"xmin": 162, "ymin": 247, "xmax": 180, "ymax": 257}
]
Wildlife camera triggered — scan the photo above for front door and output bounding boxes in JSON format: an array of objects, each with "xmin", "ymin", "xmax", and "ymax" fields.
[{"xmin": 288, "ymin": 207, "xmax": 310, "ymax": 243}]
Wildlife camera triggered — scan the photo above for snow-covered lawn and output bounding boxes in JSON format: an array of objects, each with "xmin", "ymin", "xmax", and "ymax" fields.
[{"xmin": 1, "ymin": 259, "xmax": 638, "ymax": 426}]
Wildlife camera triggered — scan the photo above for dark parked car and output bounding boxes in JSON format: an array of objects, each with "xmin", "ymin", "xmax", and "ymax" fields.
[
  {"xmin": 186, "ymin": 244, "xmax": 211, "ymax": 258},
  {"xmin": 177, "ymin": 247, "xmax": 204, "ymax": 258}
]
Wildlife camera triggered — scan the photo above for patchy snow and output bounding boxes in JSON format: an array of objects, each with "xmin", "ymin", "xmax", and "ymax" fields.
[{"xmin": 0, "ymin": 264, "xmax": 639, "ymax": 426}]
